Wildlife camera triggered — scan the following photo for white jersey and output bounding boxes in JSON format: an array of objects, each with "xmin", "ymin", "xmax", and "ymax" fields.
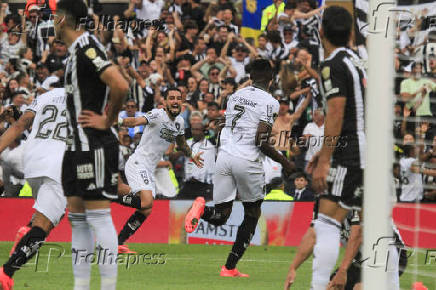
[
  {"xmin": 131, "ymin": 108, "xmax": 185, "ymax": 171},
  {"xmin": 23, "ymin": 88, "xmax": 67, "ymax": 183},
  {"xmin": 185, "ymin": 138, "xmax": 216, "ymax": 184},
  {"xmin": 220, "ymin": 86, "xmax": 280, "ymax": 162},
  {"xmin": 399, "ymin": 157, "xmax": 423, "ymax": 202}
]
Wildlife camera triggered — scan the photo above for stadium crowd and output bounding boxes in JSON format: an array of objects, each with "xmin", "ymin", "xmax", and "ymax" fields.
[{"xmin": 0, "ymin": 0, "xmax": 434, "ymax": 202}]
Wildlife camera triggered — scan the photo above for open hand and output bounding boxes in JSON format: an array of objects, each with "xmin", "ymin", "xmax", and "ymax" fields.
[{"xmin": 78, "ymin": 110, "xmax": 109, "ymax": 130}]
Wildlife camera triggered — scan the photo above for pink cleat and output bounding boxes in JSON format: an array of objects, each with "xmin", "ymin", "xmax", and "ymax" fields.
[
  {"xmin": 9, "ymin": 226, "xmax": 31, "ymax": 257},
  {"xmin": 118, "ymin": 245, "xmax": 137, "ymax": 254},
  {"xmin": 184, "ymin": 197, "xmax": 205, "ymax": 233},
  {"xmin": 220, "ymin": 265, "xmax": 249, "ymax": 277},
  {"xmin": 0, "ymin": 267, "xmax": 14, "ymax": 290}
]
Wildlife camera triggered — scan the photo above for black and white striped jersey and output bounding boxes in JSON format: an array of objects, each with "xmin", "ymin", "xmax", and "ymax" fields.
[
  {"xmin": 319, "ymin": 47, "xmax": 366, "ymax": 169},
  {"xmin": 64, "ymin": 31, "xmax": 112, "ymax": 151}
]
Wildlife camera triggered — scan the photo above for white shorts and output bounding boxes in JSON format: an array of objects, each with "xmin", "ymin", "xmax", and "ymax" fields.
[
  {"xmin": 125, "ymin": 157, "xmax": 156, "ymax": 197},
  {"xmin": 27, "ymin": 177, "xmax": 66, "ymax": 226},
  {"xmin": 213, "ymin": 150, "xmax": 265, "ymax": 204},
  {"xmin": 155, "ymin": 167, "xmax": 177, "ymax": 198}
]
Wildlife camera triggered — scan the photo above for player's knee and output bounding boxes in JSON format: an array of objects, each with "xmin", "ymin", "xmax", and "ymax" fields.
[
  {"xmin": 140, "ymin": 192, "xmax": 153, "ymax": 210},
  {"xmin": 243, "ymin": 200, "xmax": 262, "ymax": 220},
  {"xmin": 32, "ymin": 211, "xmax": 54, "ymax": 234},
  {"xmin": 139, "ymin": 207, "xmax": 152, "ymax": 217}
]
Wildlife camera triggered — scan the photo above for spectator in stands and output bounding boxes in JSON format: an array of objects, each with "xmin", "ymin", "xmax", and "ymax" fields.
[
  {"xmin": 265, "ymin": 177, "xmax": 293, "ymax": 201},
  {"xmin": 176, "ymin": 122, "xmax": 216, "ymax": 200},
  {"xmin": 400, "ymin": 144, "xmax": 424, "ymax": 202},
  {"xmin": 221, "ymin": 34, "xmax": 256, "ymax": 82},
  {"xmin": 400, "ymin": 62, "xmax": 436, "ymax": 117},
  {"xmin": 288, "ymin": 172, "xmax": 314, "ymax": 201},
  {"xmin": 119, "ymin": 99, "xmax": 146, "ymax": 139},
  {"xmin": 302, "ymin": 108, "xmax": 324, "ymax": 169},
  {"xmin": 191, "ymin": 47, "xmax": 224, "ymax": 80},
  {"xmin": 261, "ymin": 0, "xmax": 285, "ymax": 31}
]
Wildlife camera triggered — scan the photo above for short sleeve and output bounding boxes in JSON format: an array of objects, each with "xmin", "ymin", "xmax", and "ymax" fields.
[
  {"xmin": 77, "ymin": 43, "xmax": 112, "ymax": 76},
  {"xmin": 25, "ymin": 97, "xmax": 43, "ymax": 114},
  {"xmin": 176, "ymin": 118, "xmax": 185, "ymax": 136},
  {"xmin": 321, "ymin": 62, "xmax": 349, "ymax": 100},
  {"xmin": 260, "ymin": 99, "xmax": 279, "ymax": 126},
  {"xmin": 144, "ymin": 109, "xmax": 161, "ymax": 125},
  {"xmin": 303, "ymin": 123, "xmax": 314, "ymax": 135},
  {"xmin": 400, "ymin": 79, "xmax": 412, "ymax": 94}
]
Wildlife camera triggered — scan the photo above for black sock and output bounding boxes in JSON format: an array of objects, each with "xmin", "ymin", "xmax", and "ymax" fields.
[
  {"xmin": 202, "ymin": 206, "xmax": 215, "ymax": 220},
  {"xmin": 3, "ymin": 226, "xmax": 47, "ymax": 277},
  {"xmin": 225, "ymin": 216, "xmax": 258, "ymax": 270},
  {"xmin": 118, "ymin": 211, "xmax": 147, "ymax": 245},
  {"xmin": 117, "ymin": 193, "xmax": 142, "ymax": 209}
]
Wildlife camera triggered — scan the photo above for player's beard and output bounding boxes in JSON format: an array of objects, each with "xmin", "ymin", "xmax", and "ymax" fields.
[{"xmin": 166, "ymin": 104, "xmax": 181, "ymax": 118}]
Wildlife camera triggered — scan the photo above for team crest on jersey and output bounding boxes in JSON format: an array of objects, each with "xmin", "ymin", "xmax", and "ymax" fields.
[
  {"xmin": 322, "ymin": 66, "xmax": 330, "ymax": 80},
  {"xmin": 85, "ymin": 48, "xmax": 97, "ymax": 59},
  {"xmin": 160, "ymin": 125, "xmax": 178, "ymax": 143}
]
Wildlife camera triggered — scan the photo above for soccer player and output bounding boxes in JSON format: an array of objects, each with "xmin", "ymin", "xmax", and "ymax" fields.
[
  {"xmin": 0, "ymin": 88, "xmax": 67, "ymax": 290},
  {"xmin": 111, "ymin": 87, "xmax": 204, "ymax": 253},
  {"xmin": 283, "ymin": 205, "xmax": 407, "ymax": 290},
  {"xmin": 54, "ymin": 1, "xmax": 129, "ymax": 289},
  {"xmin": 308, "ymin": 6, "xmax": 366, "ymax": 289},
  {"xmin": 185, "ymin": 58, "xmax": 295, "ymax": 277}
]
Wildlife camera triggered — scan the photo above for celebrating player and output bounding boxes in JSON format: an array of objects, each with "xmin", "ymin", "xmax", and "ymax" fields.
[
  {"xmin": 54, "ymin": 1, "xmax": 129, "ymax": 289},
  {"xmin": 185, "ymin": 58, "xmax": 295, "ymax": 277},
  {"xmin": 100, "ymin": 87, "xmax": 203, "ymax": 253},
  {"xmin": 0, "ymin": 88, "xmax": 67, "ymax": 290},
  {"xmin": 307, "ymin": 6, "xmax": 367, "ymax": 289}
]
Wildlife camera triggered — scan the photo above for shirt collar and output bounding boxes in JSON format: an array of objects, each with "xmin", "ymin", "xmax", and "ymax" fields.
[{"xmin": 68, "ymin": 31, "xmax": 89, "ymax": 55}]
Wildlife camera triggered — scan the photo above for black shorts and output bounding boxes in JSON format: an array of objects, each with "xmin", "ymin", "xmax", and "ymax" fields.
[
  {"xmin": 62, "ymin": 134, "xmax": 119, "ymax": 201},
  {"xmin": 323, "ymin": 164, "xmax": 363, "ymax": 210}
]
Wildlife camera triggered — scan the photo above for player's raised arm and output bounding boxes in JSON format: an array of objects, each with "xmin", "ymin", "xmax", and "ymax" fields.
[
  {"xmin": 176, "ymin": 134, "xmax": 204, "ymax": 168},
  {"xmin": 256, "ymin": 121, "xmax": 295, "ymax": 176},
  {"xmin": 0, "ymin": 110, "xmax": 35, "ymax": 153}
]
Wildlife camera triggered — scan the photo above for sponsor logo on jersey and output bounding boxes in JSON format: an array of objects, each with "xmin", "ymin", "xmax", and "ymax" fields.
[
  {"xmin": 92, "ymin": 57, "xmax": 110, "ymax": 71},
  {"xmin": 159, "ymin": 126, "xmax": 178, "ymax": 143},
  {"xmin": 86, "ymin": 183, "xmax": 96, "ymax": 190},
  {"xmin": 322, "ymin": 66, "xmax": 330, "ymax": 80},
  {"xmin": 77, "ymin": 163, "xmax": 94, "ymax": 179}
]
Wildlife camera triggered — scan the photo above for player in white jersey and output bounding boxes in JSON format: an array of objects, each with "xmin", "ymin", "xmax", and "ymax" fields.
[
  {"xmin": 0, "ymin": 88, "xmax": 67, "ymax": 290},
  {"xmin": 114, "ymin": 88, "xmax": 204, "ymax": 253},
  {"xmin": 185, "ymin": 59, "xmax": 295, "ymax": 277},
  {"xmin": 399, "ymin": 144, "xmax": 423, "ymax": 202}
]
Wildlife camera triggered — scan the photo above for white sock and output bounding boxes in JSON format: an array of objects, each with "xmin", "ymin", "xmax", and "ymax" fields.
[
  {"xmin": 86, "ymin": 209, "xmax": 118, "ymax": 290},
  {"xmin": 311, "ymin": 213, "xmax": 341, "ymax": 290},
  {"xmin": 69, "ymin": 213, "xmax": 95, "ymax": 290}
]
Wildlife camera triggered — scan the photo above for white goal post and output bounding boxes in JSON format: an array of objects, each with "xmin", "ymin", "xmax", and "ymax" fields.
[{"xmin": 363, "ymin": 0, "xmax": 396, "ymax": 289}]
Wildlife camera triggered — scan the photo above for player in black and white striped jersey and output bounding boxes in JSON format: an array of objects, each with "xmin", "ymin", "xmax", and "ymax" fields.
[
  {"xmin": 53, "ymin": 1, "xmax": 129, "ymax": 290},
  {"xmin": 307, "ymin": 6, "xmax": 368, "ymax": 290}
]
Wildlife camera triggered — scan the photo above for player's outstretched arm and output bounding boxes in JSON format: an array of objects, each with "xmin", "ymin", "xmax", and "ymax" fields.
[
  {"xmin": 284, "ymin": 226, "xmax": 316, "ymax": 289},
  {"xmin": 119, "ymin": 116, "xmax": 148, "ymax": 128},
  {"xmin": 328, "ymin": 225, "xmax": 362, "ymax": 290},
  {"xmin": 176, "ymin": 135, "xmax": 204, "ymax": 168},
  {"xmin": 100, "ymin": 65, "xmax": 130, "ymax": 128},
  {"xmin": 256, "ymin": 121, "xmax": 295, "ymax": 176},
  {"xmin": 0, "ymin": 111, "xmax": 35, "ymax": 153}
]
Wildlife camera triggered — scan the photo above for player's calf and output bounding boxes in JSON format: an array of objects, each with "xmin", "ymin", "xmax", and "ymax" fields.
[
  {"xmin": 224, "ymin": 200, "xmax": 262, "ymax": 270},
  {"xmin": 202, "ymin": 201, "xmax": 233, "ymax": 226}
]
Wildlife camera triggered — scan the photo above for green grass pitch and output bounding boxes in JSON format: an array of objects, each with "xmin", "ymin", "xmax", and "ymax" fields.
[{"xmin": 1, "ymin": 242, "xmax": 435, "ymax": 289}]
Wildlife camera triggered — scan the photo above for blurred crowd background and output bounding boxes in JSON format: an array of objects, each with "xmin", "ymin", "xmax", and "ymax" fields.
[{"xmin": 0, "ymin": 0, "xmax": 435, "ymax": 202}]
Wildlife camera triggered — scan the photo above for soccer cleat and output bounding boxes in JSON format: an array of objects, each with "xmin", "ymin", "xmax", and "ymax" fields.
[
  {"xmin": 184, "ymin": 197, "xmax": 205, "ymax": 233},
  {"xmin": 9, "ymin": 226, "xmax": 31, "ymax": 257},
  {"xmin": 0, "ymin": 267, "xmax": 14, "ymax": 290},
  {"xmin": 220, "ymin": 265, "xmax": 249, "ymax": 277},
  {"xmin": 118, "ymin": 245, "xmax": 137, "ymax": 254}
]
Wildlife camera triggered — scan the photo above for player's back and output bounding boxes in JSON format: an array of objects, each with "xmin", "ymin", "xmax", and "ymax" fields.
[
  {"xmin": 219, "ymin": 86, "xmax": 279, "ymax": 162},
  {"xmin": 24, "ymin": 88, "xmax": 67, "ymax": 183}
]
